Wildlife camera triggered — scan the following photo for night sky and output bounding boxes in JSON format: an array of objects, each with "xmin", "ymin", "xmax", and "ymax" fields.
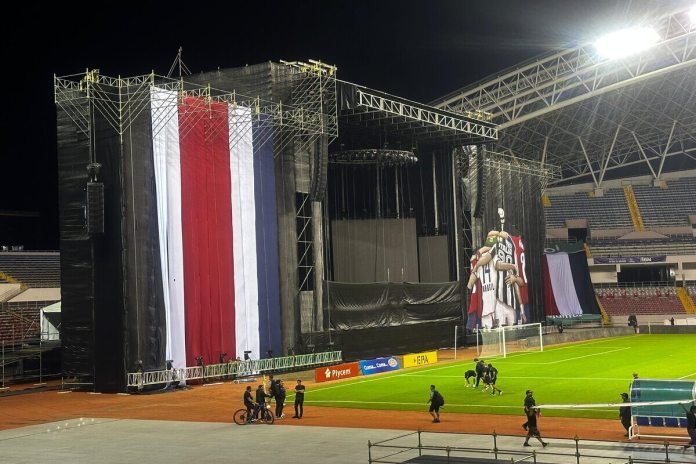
[{"xmin": 2, "ymin": 0, "xmax": 683, "ymax": 249}]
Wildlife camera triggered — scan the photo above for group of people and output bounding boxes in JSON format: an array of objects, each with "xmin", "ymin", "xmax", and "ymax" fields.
[
  {"xmin": 464, "ymin": 358, "xmax": 503, "ymax": 395},
  {"xmin": 427, "ymin": 379, "xmax": 547, "ymax": 448},
  {"xmin": 242, "ymin": 375, "xmax": 306, "ymax": 423}
]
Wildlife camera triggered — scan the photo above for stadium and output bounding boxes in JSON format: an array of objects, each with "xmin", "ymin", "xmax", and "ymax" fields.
[{"xmin": 1, "ymin": 2, "xmax": 696, "ymax": 463}]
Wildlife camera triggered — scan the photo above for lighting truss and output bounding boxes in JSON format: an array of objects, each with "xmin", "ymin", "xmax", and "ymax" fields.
[
  {"xmin": 433, "ymin": 6, "xmax": 696, "ymax": 185},
  {"xmin": 465, "ymin": 149, "xmax": 561, "ymax": 193},
  {"xmin": 340, "ymin": 82, "xmax": 498, "ymax": 144}
]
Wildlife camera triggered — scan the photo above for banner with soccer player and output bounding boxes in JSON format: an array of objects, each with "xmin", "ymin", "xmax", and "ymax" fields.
[{"xmin": 467, "ymin": 208, "xmax": 530, "ymax": 330}]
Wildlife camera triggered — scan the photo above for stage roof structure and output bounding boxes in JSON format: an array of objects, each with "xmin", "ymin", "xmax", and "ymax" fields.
[
  {"xmin": 432, "ymin": 5, "xmax": 696, "ymax": 186},
  {"xmin": 338, "ymin": 81, "xmax": 497, "ymax": 145}
]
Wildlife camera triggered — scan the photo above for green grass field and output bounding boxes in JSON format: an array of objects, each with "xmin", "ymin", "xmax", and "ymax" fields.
[{"xmin": 301, "ymin": 334, "xmax": 696, "ymax": 419}]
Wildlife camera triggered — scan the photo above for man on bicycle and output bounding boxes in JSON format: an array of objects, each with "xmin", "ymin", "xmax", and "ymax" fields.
[
  {"xmin": 243, "ymin": 386, "xmax": 255, "ymax": 423},
  {"xmin": 254, "ymin": 384, "xmax": 272, "ymax": 420}
]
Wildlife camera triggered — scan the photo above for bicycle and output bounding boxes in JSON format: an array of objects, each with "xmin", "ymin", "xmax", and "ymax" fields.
[{"xmin": 233, "ymin": 403, "xmax": 275, "ymax": 425}]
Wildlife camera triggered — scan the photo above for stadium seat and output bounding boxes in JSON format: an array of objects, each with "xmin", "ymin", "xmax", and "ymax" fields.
[
  {"xmin": 649, "ymin": 417, "xmax": 664, "ymax": 427},
  {"xmin": 679, "ymin": 418, "xmax": 688, "ymax": 428},
  {"xmin": 636, "ymin": 416, "xmax": 650, "ymax": 426},
  {"xmin": 664, "ymin": 417, "xmax": 678, "ymax": 427}
]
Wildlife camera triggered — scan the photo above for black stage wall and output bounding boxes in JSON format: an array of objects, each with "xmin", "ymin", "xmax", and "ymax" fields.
[{"xmin": 58, "ymin": 87, "xmax": 167, "ymax": 391}]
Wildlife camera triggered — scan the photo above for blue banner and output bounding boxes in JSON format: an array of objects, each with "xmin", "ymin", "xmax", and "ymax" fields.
[{"xmin": 360, "ymin": 356, "xmax": 400, "ymax": 375}]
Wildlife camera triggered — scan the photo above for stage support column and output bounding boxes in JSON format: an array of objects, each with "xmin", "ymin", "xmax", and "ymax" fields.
[
  {"xmin": 312, "ymin": 200, "xmax": 324, "ymax": 331},
  {"xmin": 275, "ymin": 144, "xmax": 300, "ymax": 355}
]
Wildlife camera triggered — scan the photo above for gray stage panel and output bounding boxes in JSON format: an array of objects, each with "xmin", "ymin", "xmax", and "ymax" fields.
[
  {"xmin": 332, "ymin": 218, "xmax": 418, "ymax": 282},
  {"xmin": 418, "ymin": 235, "xmax": 450, "ymax": 283}
]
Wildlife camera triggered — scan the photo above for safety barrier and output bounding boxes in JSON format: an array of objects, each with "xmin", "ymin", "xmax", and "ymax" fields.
[
  {"xmin": 127, "ymin": 351, "xmax": 342, "ymax": 388},
  {"xmin": 368, "ymin": 430, "xmax": 694, "ymax": 464}
]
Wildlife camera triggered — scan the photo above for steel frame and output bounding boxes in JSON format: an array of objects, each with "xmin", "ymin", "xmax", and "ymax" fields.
[
  {"xmin": 54, "ymin": 61, "xmax": 339, "ymax": 156},
  {"xmin": 126, "ymin": 350, "xmax": 342, "ymax": 388},
  {"xmin": 341, "ymin": 83, "xmax": 498, "ymax": 143},
  {"xmin": 433, "ymin": 6, "xmax": 696, "ymax": 185}
]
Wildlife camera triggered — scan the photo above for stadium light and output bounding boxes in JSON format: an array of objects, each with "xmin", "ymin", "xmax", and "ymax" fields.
[
  {"xmin": 690, "ymin": 5, "xmax": 696, "ymax": 26},
  {"xmin": 595, "ymin": 27, "xmax": 660, "ymax": 59}
]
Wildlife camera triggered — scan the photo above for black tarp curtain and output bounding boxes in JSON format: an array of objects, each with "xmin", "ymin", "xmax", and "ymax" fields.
[
  {"xmin": 326, "ymin": 281, "xmax": 461, "ymax": 330},
  {"xmin": 58, "ymin": 85, "xmax": 166, "ymax": 391}
]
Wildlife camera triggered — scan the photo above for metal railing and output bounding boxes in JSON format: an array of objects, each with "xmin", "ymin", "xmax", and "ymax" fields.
[
  {"xmin": 126, "ymin": 351, "xmax": 342, "ymax": 388},
  {"xmin": 368, "ymin": 430, "xmax": 693, "ymax": 464}
]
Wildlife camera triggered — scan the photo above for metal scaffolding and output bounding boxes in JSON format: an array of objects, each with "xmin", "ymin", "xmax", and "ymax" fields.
[
  {"xmin": 340, "ymin": 83, "xmax": 498, "ymax": 144},
  {"xmin": 433, "ymin": 5, "xmax": 696, "ymax": 185},
  {"xmin": 54, "ymin": 60, "xmax": 339, "ymax": 156},
  {"xmin": 126, "ymin": 350, "xmax": 342, "ymax": 388}
]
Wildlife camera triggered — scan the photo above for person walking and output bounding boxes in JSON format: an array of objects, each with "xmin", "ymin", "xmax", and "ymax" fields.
[
  {"xmin": 428, "ymin": 385, "xmax": 444, "ymax": 423},
  {"xmin": 681, "ymin": 404, "xmax": 696, "ymax": 454},
  {"xmin": 523, "ymin": 405, "xmax": 548, "ymax": 448},
  {"xmin": 293, "ymin": 379, "xmax": 305, "ymax": 419},
  {"xmin": 522, "ymin": 390, "xmax": 536, "ymax": 430},
  {"xmin": 619, "ymin": 393, "xmax": 632, "ymax": 437}
]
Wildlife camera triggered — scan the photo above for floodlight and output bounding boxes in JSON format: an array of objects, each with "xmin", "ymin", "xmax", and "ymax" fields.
[
  {"xmin": 690, "ymin": 5, "xmax": 696, "ymax": 25},
  {"xmin": 595, "ymin": 27, "xmax": 660, "ymax": 59}
]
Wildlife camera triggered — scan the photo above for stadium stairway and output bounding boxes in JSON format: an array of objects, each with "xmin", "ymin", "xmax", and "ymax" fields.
[
  {"xmin": 595, "ymin": 296, "xmax": 610, "ymax": 324},
  {"xmin": 623, "ymin": 185, "xmax": 644, "ymax": 231},
  {"xmin": 677, "ymin": 287, "xmax": 696, "ymax": 314}
]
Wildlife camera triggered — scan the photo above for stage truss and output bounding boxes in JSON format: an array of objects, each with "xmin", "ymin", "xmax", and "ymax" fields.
[
  {"xmin": 54, "ymin": 59, "xmax": 338, "ymax": 156},
  {"xmin": 434, "ymin": 5, "xmax": 696, "ymax": 186},
  {"xmin": 339, "ymin": 82, "xmax": 498, "ymax": 145}
]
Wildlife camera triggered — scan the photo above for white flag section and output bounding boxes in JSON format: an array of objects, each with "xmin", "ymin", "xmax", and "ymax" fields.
[
  {"xmin": 230, "ymin": 106, "xmax": 261, "ymax": 360},
  {"xmin": 546, "ymin": 253, "xmax": 583, "ymax": 316},
  {"xmin": 537, "ymin": 399, "xmax": 695, "ymax": 409},
  {"xmin": 151, "ymin": 87, "xmax": 187, "ymax": 369}
]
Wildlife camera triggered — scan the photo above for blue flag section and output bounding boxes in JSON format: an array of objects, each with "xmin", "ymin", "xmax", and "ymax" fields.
[{"xmin": 360, "ymin": 356, "xmax": 400, "ymax": 375}]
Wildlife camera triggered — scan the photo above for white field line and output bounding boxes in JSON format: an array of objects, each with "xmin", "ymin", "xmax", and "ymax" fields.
[
  {"xmin": 500, "ymin": 336, "xmax": 640, "ymax": 358},
  {"xmin": 678, "ymin": 372, "xmax": 696, "ymax": 379},
  {"xmin": 303, "ymin": 399, "xmax": 616, "ymax": 413},
  {"xmin": 503, "ymin": 347, "xmax": 630, "ymax": 365}
]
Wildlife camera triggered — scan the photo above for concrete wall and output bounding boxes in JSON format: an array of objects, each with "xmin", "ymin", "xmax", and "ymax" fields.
[{"xmin": 542, "ymin": 326, "xmax": 636, "ymax": 347}]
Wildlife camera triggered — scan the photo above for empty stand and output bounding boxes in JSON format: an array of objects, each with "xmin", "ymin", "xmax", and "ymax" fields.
[
  {"xmin": 0, "ymin": 252, "xmax": 60, "ymax": 288},
  {"xmin": 0, "ymin": 301, "xmax": 47, "ymax": 344},
  {"xmin": 632, "ymin": 178, "xmax": 696, "ymax": 228},
  {"xmin": 596, "ymin": 286, "xmax": 686, "ymax": 317},
  {"xmin": 0, "ymin": 284, "xmax": 22, "ymax": 303},
  {"xmin": 545, "ymin": 188, "xmax": 633, "ymax": 230},
  {"xmin": 589, "ymin": 237, "xmax": 696, "ymax": 257}
]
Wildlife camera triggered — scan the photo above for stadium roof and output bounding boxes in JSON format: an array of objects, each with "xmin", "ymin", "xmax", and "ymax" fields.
[{"xmin": 432, "ymin": 4, "xmax": 696, "ymax": 186}]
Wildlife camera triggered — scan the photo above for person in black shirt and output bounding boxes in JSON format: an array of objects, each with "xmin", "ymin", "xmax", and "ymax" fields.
[
  {"xmin": 522, "ymin": 390, "xmax": 536, "ymax": 430},
  {"xmin": 481, "ymin": 365, "xmax": 492, "ymax": 392},
  {"xmin": 243, "ymin": 386, "xmax": 255, "ymax": 423},
  {"xmin": 268, "ymin": 374, "xmax": 280, "ymax": 416},
  {"xmin": 464, "ymin": 369, "xmax": 476, "ymax": 387},
  {"xmin": 487, "ymin": 364, "xmax": 502, "ymax": 396},
  {"xmin": 428, "ymin": 385, "xmax": 444, "ymax": 423},
  {"xmin": 681, "ymin": 404, "xmax": 696, "ymax": 454},
  {"xmin": 619, "ymin": 393, "xmax": 631, "ymax": 437},
  {"xmin": 293, "ymin": 379, "xmax": 306, "ymax": 419},
  {"xmin": 255, "ymin": 384, "xmax": 272, "ymax": 420},
  {"xmin": 523, "ymin": 406, "xmax": 548, "ymax": 448},
  {"xmin": 276, "ymin": 380, "xmax": 287, "ymax": 418},
  {"xmin": 474, "ymin": 359, "xmax": 486, "ymax": 389}
]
